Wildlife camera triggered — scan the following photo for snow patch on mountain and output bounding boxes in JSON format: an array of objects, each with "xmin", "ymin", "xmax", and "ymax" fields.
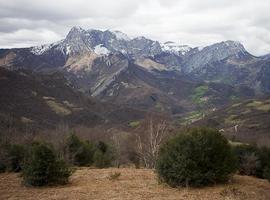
[
  {"xmin": 112, "ymin": 30, "xmax": 130, "ymax": 41},
  {"xmin": 198, "ymin": 46, "xmax": 205, "ymax": 51},
  {"xmin": 224, "ymin": 40, "xmax": 241, "ymax": 46},
  {"xmin": 162, "ymin": 42, "xmax": 191, "ymax": 55},
  {"xmin": 30, "ymin": 40, "xmax": 63, "ymax": 55},
  {"xmin": 31, "ymin": 44, "xmax": 51, "ymax": 55},
  {"xmin": 66, "ymin": 45, "xmax": 71, "ymax": 55},
  {"xmin": 94, "ymin": 44, "xmax": 110, "ymax": 55}
]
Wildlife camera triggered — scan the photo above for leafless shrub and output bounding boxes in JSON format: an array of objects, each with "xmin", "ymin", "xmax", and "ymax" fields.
[
  {"xmin": 108, "ymin": 172, "xmax": 121, "ymax": 181},
  {"xmin": 239, "ymin": 152, "xmax": 260, "ymax": 176},
  {"xmin": 134, "ymin": 116, "xmax": 170, "ymax": 168},
  {"xmin": 220, "ymin": 186, "xmax": 247, "ymax": 200}
]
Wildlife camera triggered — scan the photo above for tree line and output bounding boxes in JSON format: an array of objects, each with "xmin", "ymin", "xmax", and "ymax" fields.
[{"xmin": 0, "ymin": 118, "xmax": 269, "ymax": 187}]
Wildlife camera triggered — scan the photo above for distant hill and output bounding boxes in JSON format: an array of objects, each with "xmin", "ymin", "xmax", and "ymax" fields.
[
  {"xmin": 0, "ymin": 67, "xmax": 147, "ymax": 133},
  {"xmin": 0, "ymin": 27, "xmax": 269, "ymax": 144},
  {"xmin": 192, "ymin": 97, "xmax": 270, "ymax": 145}
]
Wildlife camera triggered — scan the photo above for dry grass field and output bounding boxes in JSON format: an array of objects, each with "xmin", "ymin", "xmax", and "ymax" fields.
[{"xmin": 0, "ymin": 168, "xmax": 270, "ymax": 200}]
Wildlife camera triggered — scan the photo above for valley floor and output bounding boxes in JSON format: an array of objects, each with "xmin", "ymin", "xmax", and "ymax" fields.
[{"xmin": 0, "ymin": 168, "xmax": 270, "ymax": 200}]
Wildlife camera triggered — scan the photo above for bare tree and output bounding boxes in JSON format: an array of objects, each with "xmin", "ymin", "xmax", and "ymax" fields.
[
  {"xmin": 135, "ymin": 117, "xmax": 169, "ymax": 168},
  {"xmin": 110, "ymin": 132, "xmax": 129, "ymax": 167}
]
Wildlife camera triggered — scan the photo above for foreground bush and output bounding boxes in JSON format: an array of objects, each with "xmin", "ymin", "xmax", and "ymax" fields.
[
  {"xmin": 0, "ymin": 143, "xmax": 26, "ymax": 172},
  {"xmin": 93, "ymin": 141, "xmax": 114, "ymax": 168},
  {"xmin": 66, "ymin": 134, "xmax": 95, "ymax": 166},
  {"xmin": 233, "ymin": 144, "xmax": 270, "ymax": 181},
  {"xmin": 257, "ymin": 147, "xmax": 270, "ymax": 181},
  {"xmin": 6, "ymin": 144, "xmax": 26, "ymax": 172},
  {"xmin": 22, "ymin": 142, "xmax": 71, "ymax": 186},
  {"xmin": 0, "ymin": 144, "xmax": 8, "ymax": 173},
  {"xmin": 233, "ymin": 144, "xmax": 260, "ymax": 176},
  {"xmin": 0, "ymin": 161, "xmax": 6, "ymax": 173},
  {"xmin": 156, "ymin": 128, "xmax": 236, "ymax": 187}
]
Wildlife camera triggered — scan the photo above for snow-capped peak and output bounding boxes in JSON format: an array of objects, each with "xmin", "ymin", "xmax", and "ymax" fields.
[
  {"xmin": 162, "ymin": 41, "xmax": 192, "ymax": 55},
  {"xmin": 111, "ymin": 30, "xmax": 130, "ymax": 41},
  {"xmin": 31, "ymin": 44, "xmax": 51, "ymax": 55},
  {"xmin": 133, "ymin": 36, "xmax": 147, "ymax": 40},
  {"xmin": 69, "ymin": 26, "xmax": 84, "ymax": 33},
  {"xmin": 94, "ymin": 44, "xmax": 110, "ymax": 56},
  {"xmin": 197, "ymin": 46, "xmax": 205, "ymax": 51},
  {"xmin": 65, "ymin": 26, "xmax": 85, "ymax": 41},
  {"xmin": 224, "ymin": 40, "xmax": 242, "ymax": 46},
  {"xmin": 30, "ymin": 40, "xmax": 62, "ymax": 55},
  {"xmin": 208, "ymin": 40, "xmax": 246, "ymax": 54}
]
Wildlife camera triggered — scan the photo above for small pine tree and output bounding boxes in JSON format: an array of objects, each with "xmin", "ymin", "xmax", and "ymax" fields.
[
  {"xmin": 232, "ymin": 144, "xmax": 260, "ymax": 176},
  {"xmin": 75, "ymin": 141, "xmax": 95, "ymax": 166},
  {"xmin": 0, "ymin": 143, "xmax": 25, "ymax": 172},
  {"xmin": 65, "ymin": 133, "xmax": 95, "ymax": 166},
  {"xmin": 263, "ymin": 167, "xmax": 270, "ymax": 182},
  {"xmin": 22, "ymin": 142, "xmax": 71, "ymax": 186},
  {"xmin": 66, "ymin": 133, "xmax": 82, "ymax": 156},
  {"xmin": 0, "ymin": 144, "xmax": 8, "ymax": 173},
  {"xmin": 156, "ymin": 128, "xmax": 237, "ymax": 187},
  {"xmin": 233, "ymin": 144, "xmax": 270, "ymax": 181},
  {"xmin": 257, "ymin": 147, "xmax": 270, "ymax": 181},
  {"xmin": 93, "ymin": 141, "xmax": 114, "ymax": 168},
  {"xmin": 7, "ymin": 144, "xmax": 26, "ymax": 172},
  {"xmin": 0, "ymin": 161, "xmax": 6, "ymax": 173},
  {"xmin": 97, "ymin": 141, "xmax": 108, "ymax": 153}
]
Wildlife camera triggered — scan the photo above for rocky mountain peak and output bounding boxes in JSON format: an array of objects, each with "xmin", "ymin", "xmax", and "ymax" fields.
[
  {"xmin": 110, "ymin": 30, "xmax": 131, "ymax": 41},
  {"xmin": 66, "ymin": 26, "xmax": 85, "ymax": 40},
  {"xmin": 183, "ymin": 40, "xmax": 249, "ymax": 72},
  {"xmin": 161, "ymin": 41, "xmax": 192, "ymax": 56},
  {"xmin": 216, "ymin": 40, "xmax": 246, "ymax": 54}
]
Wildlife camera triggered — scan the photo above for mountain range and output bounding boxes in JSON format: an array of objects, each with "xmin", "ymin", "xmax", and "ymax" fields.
[{"xmin": 0, "ymin": 26, "xmax": 269, "ymax": 143}]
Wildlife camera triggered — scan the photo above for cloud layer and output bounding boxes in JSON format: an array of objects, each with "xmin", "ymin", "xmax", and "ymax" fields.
[{"xmin": 0, "ymin": 0, "xmax": 269, "ymax": 55}]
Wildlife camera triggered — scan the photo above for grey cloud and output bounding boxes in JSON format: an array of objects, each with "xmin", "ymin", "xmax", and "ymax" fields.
[
  {"xmin": 0, "ymin": 29, "xmax": 61, "ymax": 48},
  {"xmin": 0, "ymin": 0, "xmax": 141, "ymax": 20}
]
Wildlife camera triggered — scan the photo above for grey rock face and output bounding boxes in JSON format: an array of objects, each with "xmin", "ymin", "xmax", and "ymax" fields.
[
  {"xmin": 182, "ymin": 41, "xmax": 249, "ymax": 73},
  {"xmin": 30, "ymin": 27, "xmax": 164, "ymax": 59},
  {"xmin": 256, "ymin": 60, "xmax": 270, "ymax": 93},
  {"xmin": 127, "ymin": 37, "xmax": 162, "ymax": 58}
]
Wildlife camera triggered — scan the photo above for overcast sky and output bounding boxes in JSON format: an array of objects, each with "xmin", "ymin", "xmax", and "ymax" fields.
[{"xmin": 0, "ymin": 0, "xmax": 270, "ymax": 56}]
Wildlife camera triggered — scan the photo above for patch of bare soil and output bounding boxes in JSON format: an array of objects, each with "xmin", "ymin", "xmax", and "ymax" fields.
[{"xmin": 0, "ymin": 168, "xmax": 269, "ymax": 200}]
